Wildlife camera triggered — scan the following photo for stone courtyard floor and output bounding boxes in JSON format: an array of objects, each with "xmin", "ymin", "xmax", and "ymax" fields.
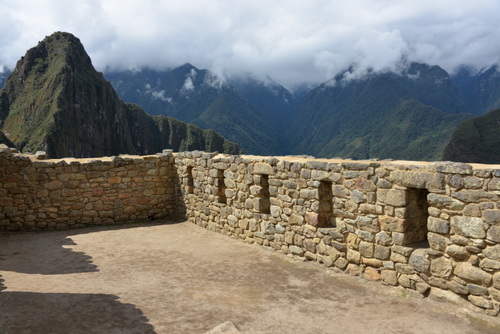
[{"xmin": 1, "ymin": 221, "xmax": 499, "ymax": 334}]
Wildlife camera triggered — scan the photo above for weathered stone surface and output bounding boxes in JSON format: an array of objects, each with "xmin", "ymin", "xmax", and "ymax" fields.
[
  {"xmin": 379, "ymin": 216, "xmax": 408, "ymax": 233},
  {"xmin": 483, "ymin": 210, "xmax": 500, "ymax": 224},
  {"xmin": 289, "ymin": 213, "xmax": 304, "ymax": 226},
  {"xmin": 483, "ymin": 245, "xmax": 500, "ymax": 261},
  {"xmin": 451, "ymin": 216, "xmax": 486, "ymax": 238},
  {"xmin": 487, "ymin": 225, "xmax": 500, "ymax": 243},
  {"xmin": 454, "ymin": 263, "xmax": 492, "ymax": 285},
  {"xmin": 427, "ymin": 194, "xmax": 464, "ymax": 210},
  {"xmin": 451, "ymin": 191, "xmax": 498, "ymax": 203},
  {"xmin": 384, "ymin": 189, "xmax": 407, "ymax": 206},
  {"xmin": 468, "ymin": 295, "xmax": 493, "ymax": 309},
  {"xmin": 381, "ymin": 270, "xmax": 398, "ymax": 286},
  {"xmin": 445, "ymin": 245, "xmax": 469, "ymax": 260},
  {"xmin": 434, "ymin": 162, "xmax": 472, "ymax": 175},
  {"xmin": 479, "ymin": 259, "xmax": 500, "ymax": 271},
  {"xmin": 253, "ymin": 163, "xmax": 274, "ymax": 175},
  {"xmin": 409, "ymin": 249, "xmax": 430, "ymax": 273},
  {"xmin": 289, "ymin": 245, "xmax": 304, "ymax": 256},
  {"xmin": 428, "ymin": 233, "xmax": 448, "ymax": 252},
  {"xmin": 390, "ymin": 170, "xmax": 444, "ymax": 190},
  {"xmin": 427, "ymin": 217, "xmax": 450, "ymax": 234},
  {"xmin": 467, "ymin": 284, "xmax": 488, "ymax": 296},
  {"xmin": 430, "ymin": 257, "xmax": 453, "ymax": 278}
]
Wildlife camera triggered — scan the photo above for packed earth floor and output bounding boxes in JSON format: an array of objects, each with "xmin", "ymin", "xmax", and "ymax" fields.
[{"xmin": 1, "ymin": 221, "xmax": 499, "ymax": 334}]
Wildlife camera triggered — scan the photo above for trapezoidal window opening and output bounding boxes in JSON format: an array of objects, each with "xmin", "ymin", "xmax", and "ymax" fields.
[
  {"xmin": 216, "ymin": 169, "xmax": 226, "ymax": 204},
  {"xmin": 318, "ymin": 181, "xmax": 334, "ymax": 227},
  {"xmin": 257, "ymin": 174, "xmax": 271, "ymax": 214},
  {"xmin": 402, "ymin": 188, "xmax": 430, "ymax": 247},
  {"xmin": 186, "ymin": 166, "xmax": 194, "ymax": 194}
]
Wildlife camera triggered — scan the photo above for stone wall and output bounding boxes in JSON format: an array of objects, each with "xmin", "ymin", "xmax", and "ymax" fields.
[
  {"xmin": 0, "ymin": 148, "xmax": 180, "ymax": 231},
  {"xmin": 1, "ymin": 146, "xmax": 499, "ymax": 316},
  {"xmin": 176, "ymin": 151, "xmax": 500, "ymax": 316}
]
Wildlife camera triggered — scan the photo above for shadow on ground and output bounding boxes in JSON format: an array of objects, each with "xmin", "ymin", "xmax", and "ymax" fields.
[{"xmin": 0, "ymin": 291, "xmax": 156, "ymax": 334}]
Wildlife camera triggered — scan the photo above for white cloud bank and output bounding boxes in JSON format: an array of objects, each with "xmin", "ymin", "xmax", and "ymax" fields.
[{"xmin": 1, "ymin": 0, "xmax": 499, "ymax": 89}]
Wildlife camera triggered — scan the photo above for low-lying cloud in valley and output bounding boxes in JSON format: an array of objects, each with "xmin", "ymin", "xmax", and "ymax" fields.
[{"xmin": 1, "ymin": 0, "xmax": 499, "ymax": 89}]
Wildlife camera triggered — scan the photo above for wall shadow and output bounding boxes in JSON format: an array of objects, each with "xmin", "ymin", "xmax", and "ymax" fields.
[
  {"xmin": 0, "ymin": 274, "xmax": 5, "ymax": 292},
  {"xmin": 0, "ymin": 291, "xmax": 156, "ymax": 334},
  {"xmin": 0, "ymin": 232, "xmax": 98, "ymax": 275},
  {"xmin": 0, "ymin": 220, "xmax": 186, "ymax": 276}
]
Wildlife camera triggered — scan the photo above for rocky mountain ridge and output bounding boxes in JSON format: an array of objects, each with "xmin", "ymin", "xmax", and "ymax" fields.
[{"xmin": 0, "ymin": 32, "xmax": 240, "ymax": 158}]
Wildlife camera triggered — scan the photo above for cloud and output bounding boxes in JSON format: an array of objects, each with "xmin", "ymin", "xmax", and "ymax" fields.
[{"xmin": 1, "ymin": 0, "xmax": 499, "ymax": 90}]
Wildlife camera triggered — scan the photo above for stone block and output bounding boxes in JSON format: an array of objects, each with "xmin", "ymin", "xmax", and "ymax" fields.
[
  {"xmin": 430, "ymin": 257, "xmax": 453, "ymax": 278},
  {"xmin": 468, "ymin": 295, "xmax": 493, "ymax": 309},
  {"xmin": 390, "ymin": 170, "xmax": 444, "ymax": 190},
  {"xmin": 454, "ymin": 263, "xmax": 492, "ymax": 285},
  {"xmin": 334, "ymin": 257, "xmax": 349, "ymax": 270},
  {"xmin": 487, "ymin": 225, "xmax": 500, "ymax": 243},
  {"xmin": 359, "ymin": 241, "xmax": 374, "ymax": 258},
  {"xmin": 451, "ymin": 216, "xmax": 486, "ymax": 238},
  {"xmin": 409, "ymin": 249, "xmax": 430, "ymax": 273},
  {"xmin": 428, "ymin": 232, "xmax": 448, "ymax": 252},
  {"xmin": 289, "ymin": 213, "xmax": 304, "ymax": 226},
  {"xmin": 253, "ymin": 163, "xmax": 275, "ymax": 175},
  {"xmin": 427, "ymin": 217, "xmax": 450, "ymax": 234},
  {"xmin": 363, "ymin": 267, "xmax": 381, "ymax": 281},
  {"xmin": 483, "ymin": 245, "xmax": 500, "ymax": 261},
  {"xmin": 384, "ymin": 189, "xmax": 407, "ymax": 206},
  {"xmin": 289, "ymin": 245, "xmax": 304, "ymax": 256},
  {"xmin": 479, "ymin": 259, "xmax": 500, "ymax": 271},
  {"xmin": 427, "ymin": 194, "xmax": 464, "ymax": 210},
  {"xmin": 381, "ymin": 270, "xmax": 398, "ymax": 286},
  {"xmin": 483, "ymin": 210, "xmax": 500, "ymax": 224},
  {"xmin": 445, "ymin": 245, "xmax": 468, "ymax": 260},
  {"xmin": 451, "ymin": 191, "xmax": 498, "ymax": 203},
  {"xmin": 380, "ymin": 216, "xmax": 409, "ymax": 233},
  {"xmin": 374, "ymin": 245, "xmax": 391, "ymax": 260},
  {"xmin": 347, "ymin": 249, "xmax": 361, "ymax": 264}
]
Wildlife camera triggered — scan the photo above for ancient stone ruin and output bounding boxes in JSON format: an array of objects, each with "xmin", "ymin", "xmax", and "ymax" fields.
[{"xmin": 1, "ymin": 147, "xmax": 499, "ymax": 316}]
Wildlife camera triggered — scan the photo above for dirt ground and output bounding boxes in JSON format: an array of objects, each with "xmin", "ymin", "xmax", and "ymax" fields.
[{"xmin": 1, "ymin": 221, "xmax": 499, "ymax": 334}]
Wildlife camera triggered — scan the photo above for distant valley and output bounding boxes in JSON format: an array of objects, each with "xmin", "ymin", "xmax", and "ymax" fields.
[{"xmin": 104, "ymin": 62, "xmax": 500, "ymax": 162}]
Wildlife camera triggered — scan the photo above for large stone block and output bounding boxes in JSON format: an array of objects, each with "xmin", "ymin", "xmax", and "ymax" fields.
[
  {"xmin": 390, "ymin": 170, "xmax": 444, "ymax": 190},
  {"xmin": 380, "ymin": 216, "xmax": 409, "ymax": 233},
  {"xmin": 483, "ymin": 210, "xmax": 500, "ymax": 224},
  {"xmin": 451, "ymin": 216, "xmax": 486, "ymax": 238},
  {"xmin": 430, "ymin": 257, "xmax": 452, "ymax": 278},
  {"xmin": 454, "ymin": 263, "xmax": 492, "ymax": 285},
  {"xmin": 384, "ymin": 189, "xmax": 407, "ymax": 206},
  {"xmin": 427, "ymin": 217, "xmax": 450, "ymax": 234},
  {"xmin": 253, "ymin": 163, "xmax": 275, "ymax": 175},
  {"xmin": 427, "ymin": 194, "xmax": 464, "ymax": 210}
]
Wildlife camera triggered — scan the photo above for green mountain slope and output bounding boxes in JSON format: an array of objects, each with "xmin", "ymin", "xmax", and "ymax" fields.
[
  {"xmin": 443, "ymin": 108, "xmax": 500, "ymax": 164},
  {"xmin": 106, "ymin": 65, "xmax": 284, "ymax": 155},
  {"xmin": 288, "ymin": 73, "xmax": 473, "ymax": 160},
  {"xmin": 452, "ymin": 66, "xmax": 500, "ymax": 115},
  {"xmin": 0, "ymin": 32, "xmax": 240, "ymax": 158}
]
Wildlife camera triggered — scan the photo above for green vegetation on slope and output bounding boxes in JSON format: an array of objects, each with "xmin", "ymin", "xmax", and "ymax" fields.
[
  {"xmin": 443, "ymin": 108, "xmax": 500, "ymax": 164},
  {"xmin": 0, "ymin": 32, "xmax": 241, "ymax": 158}
]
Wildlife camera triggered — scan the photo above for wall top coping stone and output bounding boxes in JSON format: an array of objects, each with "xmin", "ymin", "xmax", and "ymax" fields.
[{"xmin": 1, "ymin": 148, "xmax": 500, "ymax": 171}]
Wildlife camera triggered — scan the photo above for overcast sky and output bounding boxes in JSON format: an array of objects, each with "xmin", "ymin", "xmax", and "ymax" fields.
[{"xmin": 1, "ymin": 0, "xmax": 499, "ymax": 89}]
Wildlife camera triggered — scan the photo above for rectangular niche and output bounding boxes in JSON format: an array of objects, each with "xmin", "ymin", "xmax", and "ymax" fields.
[
  {"xmin": 257, "ymin": 175, "xmax": 271, "ymax": 214},
  {"xmin": 216, "ymin": 169, "xmax": 226, "ymax": 204},
  {"xmin": 401, "ymin": 188, "xmax": 430, "ymax": 246},
  {"xmin": 186, "ymin": 166, "xmax": 194, "ymax": 194},
  {"xmin": 318, "ymin": 181, "xmax": 334, "ymax": 227}
]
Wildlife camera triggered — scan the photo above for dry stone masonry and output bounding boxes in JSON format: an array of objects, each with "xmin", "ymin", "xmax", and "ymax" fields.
[
  {"xmin": 1, "ymin": 146, "xmax": 499, "ymax": 316},
  {"xmin": 176, "ymin": 151, "xmax": 500, "ymax": 317},
  {"xmin": 0, "ymin": 147, "xmax": 179, "ymax": 230}
]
